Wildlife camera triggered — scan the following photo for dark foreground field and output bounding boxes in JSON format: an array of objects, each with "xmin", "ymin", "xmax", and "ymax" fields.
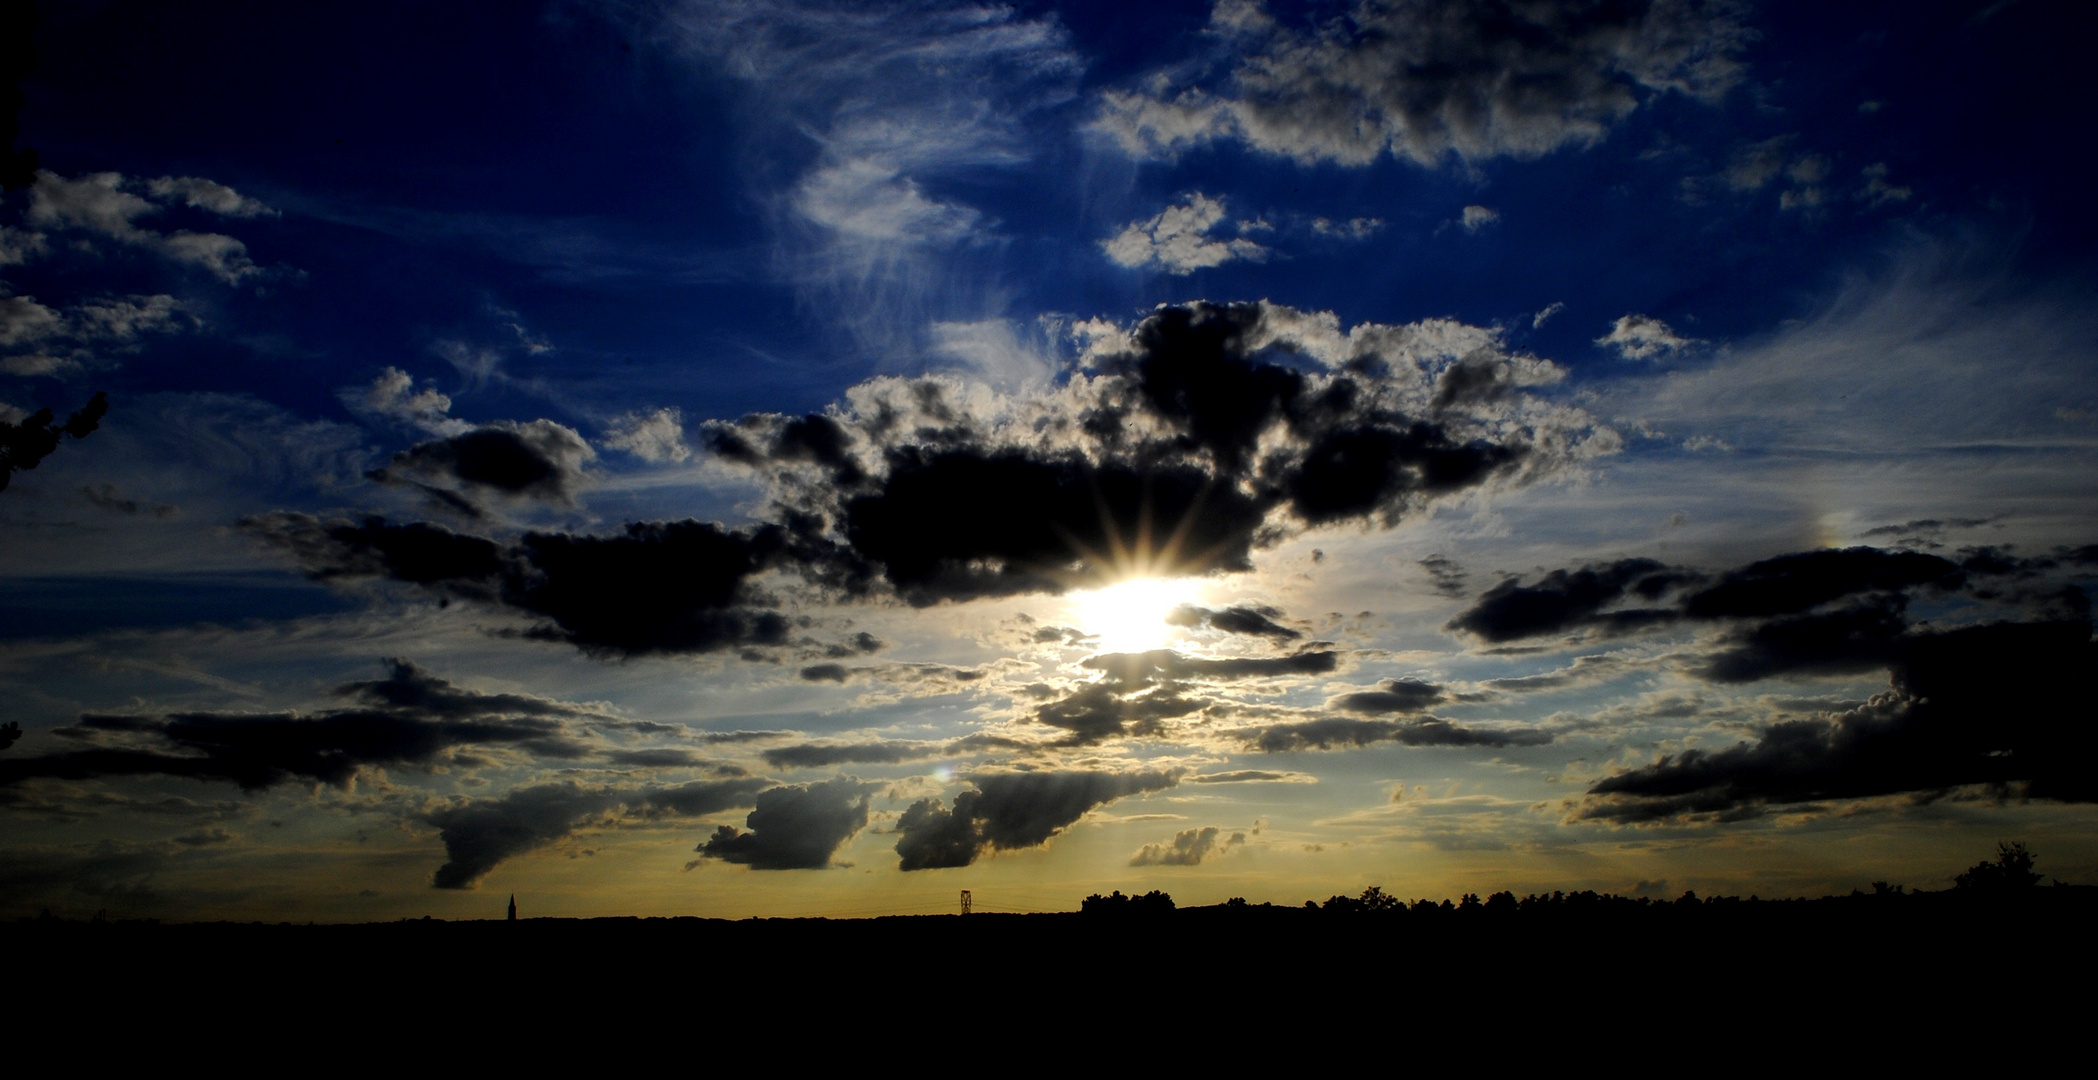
[{"xmin": 19, "ymin": 887, "xmax": 2095, "ymax": 1014}]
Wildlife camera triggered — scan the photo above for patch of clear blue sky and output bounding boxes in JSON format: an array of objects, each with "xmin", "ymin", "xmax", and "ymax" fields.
[{"xmin": 11, "ymin": 0, "xmax": 2093, "ymax": 430}]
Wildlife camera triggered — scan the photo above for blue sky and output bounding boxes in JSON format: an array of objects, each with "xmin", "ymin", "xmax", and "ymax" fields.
[{"xmin": 2, "ymin": 0, "xmax": 2093, "ymax": 919}]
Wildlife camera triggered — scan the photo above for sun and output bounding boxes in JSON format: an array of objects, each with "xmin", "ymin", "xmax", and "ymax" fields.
[{"xmin": 1066, "ymin": 576, "xmax": 1203, "ymax": 654}]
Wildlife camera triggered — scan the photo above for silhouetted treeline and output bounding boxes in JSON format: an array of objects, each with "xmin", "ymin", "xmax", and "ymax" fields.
[{"xmin": 1080, "ymin": 888, "xmax": 1176, "ymax": 916}]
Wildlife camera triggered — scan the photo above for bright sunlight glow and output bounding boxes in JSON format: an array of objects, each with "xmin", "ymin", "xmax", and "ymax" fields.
[{"xmin": 1067, "ymin": 577, "xmax": 1202, "ymax": 654}]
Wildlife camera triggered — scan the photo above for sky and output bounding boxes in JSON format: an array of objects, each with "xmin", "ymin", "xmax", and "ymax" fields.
[{"xmin": 1, "ymin": 0, "xmax": 2093, "ymax": 921}]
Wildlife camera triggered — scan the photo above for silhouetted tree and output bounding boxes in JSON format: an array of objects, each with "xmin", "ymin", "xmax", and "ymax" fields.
[
  {"xmin": 1081, "ymin": 889, "xmax": 1174, "ymax": 916},
  {"xmin": 1320, "ymin": 891, "xmax": 1362, "ymax": 913},
  {"xmin": 1359, "ymin": 885, "xmax": 1399, "ymax": 911},
  {"xmin": 2, "ymin": 391, "xmax": 110, "ymax": 492},
  {"xmin": 0, "ymin": 720, "xmax": 19, "ymax": 751},
  {"xmin": 1955, "ymin": 841, "xmax": 2041, "ymax": 890}
]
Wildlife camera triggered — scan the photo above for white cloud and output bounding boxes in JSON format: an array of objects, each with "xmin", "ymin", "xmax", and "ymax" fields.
[
  {"xmin": 603, "ymin": 407, "xmax": 692, "ymax": 463},
  {"xmin": 1094, "ymin": 0, "xmax": 1753, "ymax": 167},
  {"xmin": 1533, "ymin": 301, "xmax": 1566, "ymax": 328},
  {"xmin": 156, "ymin": 231, "xmax": 262, "ymax": 282},
  {"xmin": 434, "ymin": 339, "xmax": 505, "ymax": 389},
  {"xmin": 0, "ymin": 353, "xmax": 73, "ymax": 377},
  {"xmin": 1091, "ymin": 88, "xmax": 1236, "ymax": 159},
  {"xmin": 1597, "ymin": 314, "xmax": 1699, "ymax": 360},
  {"xmin": 1103, "ymin": 192, "xmax": 1269, "ymax": 274},
  {"xmin": 343, "ymin": 367, "xmax": 470, "ymax": 437},
  {"xmin": 67, "ymin": 294, "xmax": 187, "ymax": 341},
  {"xmin": 0, "ymin": 225, "xmax": 47, "ymax": 266},
  {"xmin": 0, "ymin": 288, "xmax": 190, "ymax": 374},
  {"xmin": 24, "ymin": 171, "xmax": 265, "ymax": 283},
  {"xmin": 1615, "ymin": 237, "xmax": 2098, "ymax": 455},
  {"xmin": 644, "ymin": 1, "xmax": 1084, "ymax": 366},
  {"xmin": 0, "ymin": 292, "xmax": 65, "ymax": 348},
  {"xmin": 1711, "ymin": 136, "xmax": 1829, "ymax": 210},
  {"xmin": 794, "ymin": 158, "xmax": 979, "ymax": 245},
  {"xmin": 1778, "ymin": 154, "xmax": 1829, "ymax": 210},
  {"xmin": 144, "ymin": 176, "xmax": 278, "ymax": 218},
  {"xmin": 25, "ymin": 170, "xmax": 156, "ymax": 237},
  {"xmin": 1857, "ymin": 163, "xmax": 1913, "ymax": 209},
  {"xmin": 1723, "ymin": 135, "xmax": 1792, "ymax": 192},
  {"xmin": 929, "ymin": 317, "xmax": 1063, "ymax": 389},
  {"xmin": 1310, "ymin": 216, "xmax": 1384, "ymax": 240},
  {"xmin": 1461, "ymin": 205, "xmax": 1500, "ymax": 232}
]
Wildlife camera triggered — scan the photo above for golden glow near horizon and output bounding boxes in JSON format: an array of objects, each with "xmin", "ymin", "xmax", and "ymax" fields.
[{"xmin": 1066, "ymin": 576, "xmax": 1202, "ymax": 653}]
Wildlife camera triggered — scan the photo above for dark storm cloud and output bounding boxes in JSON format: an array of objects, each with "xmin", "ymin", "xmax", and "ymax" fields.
[
  {"xmin": 1184, "ymin": 770, "xmax": 1311, "ymax": 784},
  {"xmin": 1448, "ymin": 546, "xmax": 2044, "ymax": 678},
  {"xmin": 242, "ymin": 513, "xmax": 507, "ymax": 598},
  {"xmin": 243, "ymin": 513, "xmax": 806, "ymax": 657},
  {"xmin": 2058, "ymin": 544, "xmax": 2098, "ymax": 567},
  {"xmin": 248, "ymin": 302, "xmax": 1597, "ymax": 655},
  {"xmin": 711, "ymin": 301, "xmax": 1600, "ymax": 607},
  {"xmin": 339, "ymin": 657, "xmax": 604, "ymax": 720},
  {"xmin": 1859, "ymin": 517, "xmax": 1995, "ymax": 539},
  {"xmin": 1697, "ymin": 597, "xmax": 1911, "ymax": 682},
  {"xmin": 1167, "ymin": 603, "xmax": 1300, "ymax": 639},
  {"xmin": 1331, "ymin": 678, "xmax": 1446, "ymax": 714},
  {"xmin": 703, "ymin": 412, "xmax": 865, "ymax": 487},
  {"xmin": 1679, "ymin": 548, "xmax": 1963, "ymax": 618},
  {"xmin": 502, "ymin": 520, "xmax": 791, "ymax": 656},
  {"xmin": 367, "ymin": 420, "xmax": 593, "ymax": 509},
  {"xmin": 1, "ymin": 659, "xmax": 593, "ymax": 791},
  {"xmin": 1447, "ymin": 558, "xmax": 1693, "ymax": 642},
  {"xmin": 1079, "ymin": 648, "xmax": 1339, "ymax": 682},
  {"xmin": 760, "ymin": 740, "xmax": 945, "ymax": 770},
  {"xmin": 1130, "ymin": 825, "xmax": 1239, "ymax": 867},
  {"xmin": 1445, "ymin": 543, "xmax": 2098, "ymax": 822},
  {"xmin": 604, "ymin": 748, "xmax": 705, "ymax": 768},
  {"xmin": 893, "ymin": 768, "xmax": 1181, "ymax": 870},
  {"xmin": 1579, "ymin": 619, "xmax": 2097, "ymax": 823},
  {"xmin": 1486, "ymin": 652, "xmax": 1630, "ymax": 693},
  {"xmin": 1239, "ymin": 716, "xmax": 1552, "ymax": 753},
  {"xmin": 1028, "ymin": 647, "xmax": 1341, "ymax": 746},
  {"xmin": 0, "ymin": 390, "xmax": 107, "ymax": 493},
  {"xmin": 1098, "ymin": 0, "xmax": 1751, "ymax": 167},
  {"xmin": 1278, "ymin": 420, "xmax": 1520, "ymax": 526},
  {"xmin": 1034, "ymin": 681, "xmax": 1207, "ymax": 746},
  {"xmin": 1452, "ymin": 546, "xmax": 1990, "ymax": 652},
  {"xmin": 695, "ymin": 778, "xmax": 874, "ymax": 870},
  {"xmin": 697, "ymin": 730, "xmax": 794, "ymax": 745},
  {"xmin": 1418, "ymin": 554, "xmax": 1469, "ymax": 598},
  {"xmin": 429, "ymin": 777, "xmax": 768, "ymax": 889},
  {"xmin": 842, "ymin": 449, "xmax": 1269, "ymax": 605},
  {"xmin": 817, "ymin": 631, "xmax": 886, "ymax": 658}
]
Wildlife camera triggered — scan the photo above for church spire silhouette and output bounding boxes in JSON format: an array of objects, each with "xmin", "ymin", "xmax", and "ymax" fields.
[{"xmin": 507, "ymin": 894, "xmax": 517, "ymax": 921}]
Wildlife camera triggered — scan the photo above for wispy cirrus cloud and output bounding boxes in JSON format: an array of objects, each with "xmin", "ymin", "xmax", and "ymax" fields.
[{"xmin": 645, "ymin": 0, "xmax": 1083, "ymax": 363}]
